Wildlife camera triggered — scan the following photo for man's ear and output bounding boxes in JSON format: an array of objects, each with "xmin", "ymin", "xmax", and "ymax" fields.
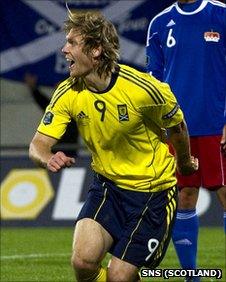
[{"xmin": 92, "ymin": 46, "xmax": 102, "ymax": 58}]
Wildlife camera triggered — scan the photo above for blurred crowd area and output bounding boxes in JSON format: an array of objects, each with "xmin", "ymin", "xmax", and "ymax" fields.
[
  {"xmin": 0, "ymin": 77, "xmax": 85, "ymax": 155},
  {"xmin": 1, "ymin": 78, "xmax": 51, "ymax": 148}
]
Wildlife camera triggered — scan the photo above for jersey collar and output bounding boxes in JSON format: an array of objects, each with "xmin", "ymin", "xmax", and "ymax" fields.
[
  {"xmin": 87, "ymin": 66, "xmax": 120, "ymax": 94},
  {"xmin": 175, "ymin": 0, "xmax": 208, "ymax": 15}
]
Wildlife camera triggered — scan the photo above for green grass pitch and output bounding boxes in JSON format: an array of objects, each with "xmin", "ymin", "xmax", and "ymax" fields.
[{"xmin": 1, "ymin": 227, "xmax": 225, "ymax": 282}]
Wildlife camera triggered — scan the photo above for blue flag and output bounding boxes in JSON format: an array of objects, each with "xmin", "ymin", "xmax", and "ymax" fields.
[{"xmin": 0, "ymin": 0, "xmax": 174, "ymax": 86}]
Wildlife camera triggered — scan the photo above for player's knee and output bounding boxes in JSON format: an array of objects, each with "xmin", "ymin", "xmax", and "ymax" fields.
[
  {"xmin": 71, "ymin": 253, "xmax": 83, "ymax": 271},
  {"xmin": 178, "ymin": 188, "xmax": 199, "ymax": 209},
  {"xmin": 217, "ymin": 186, "xmax": 226, "ymax": 209},
  {"xmin": 71, "ymin": 253, "xmax": 98, "ymax": 272}
]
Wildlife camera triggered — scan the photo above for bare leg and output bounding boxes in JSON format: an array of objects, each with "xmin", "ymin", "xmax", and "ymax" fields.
[
  {"xmin": 216, "ymin": 186, "xmax": 226, "ymax": 210},
  {"xmin": 107, "ymin": 256, "xmax": 139, "ymax": 282},
  {"xmin": 178, "ymin": 187, "xmax": 199, "ymax": 209},
  {"xmin": 71, "ymin": 218, "xmax": 113, "ymax": 281}
]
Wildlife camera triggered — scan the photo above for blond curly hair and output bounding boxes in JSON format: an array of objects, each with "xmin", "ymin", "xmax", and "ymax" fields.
[{"xmin": 64, "ymin": 11, "xmax": 120, "ymax": 77}]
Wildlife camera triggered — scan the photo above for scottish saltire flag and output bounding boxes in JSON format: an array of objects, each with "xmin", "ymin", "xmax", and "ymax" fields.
[{"xmin": 0, "ymin": 0, "xmax": 174, "ymax": 86}]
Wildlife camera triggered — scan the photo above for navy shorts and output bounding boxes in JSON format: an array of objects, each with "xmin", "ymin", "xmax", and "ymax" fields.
[{"xmin": 77, "ymin": 173, "xmax": 178, "ymax": 268}]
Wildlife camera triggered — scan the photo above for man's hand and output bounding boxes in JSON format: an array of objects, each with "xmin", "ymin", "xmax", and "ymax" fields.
[
  {"xmin": 177, "ymin": 156, "xmax": 199, "ymax": 176},
  {"xmin": 47, "ymin": 151, "xmax": 75, "ymax": 172}
]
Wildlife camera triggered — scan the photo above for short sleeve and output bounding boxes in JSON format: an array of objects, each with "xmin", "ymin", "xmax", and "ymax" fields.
[
  {"xmin": 139, "ymin": 79, "xmax": 184, "ymax": 129},
  {"xmin": 37, "ymin": 87, "xmax": 72, "ymax": 140}
]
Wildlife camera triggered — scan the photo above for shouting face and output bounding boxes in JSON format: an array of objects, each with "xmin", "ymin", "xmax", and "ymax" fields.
[{"xmin": 62, "ymin": 29, "xmax": 95, "ymax": 78}]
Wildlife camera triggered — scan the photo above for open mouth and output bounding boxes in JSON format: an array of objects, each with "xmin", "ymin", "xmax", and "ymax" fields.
[
  {"xmin": 67, "ymin": 59, "xmax": 75, "ymax": 68},
  {"xmin": 70, "ymin": 60, "xmax": 75, "ymax": 68}
]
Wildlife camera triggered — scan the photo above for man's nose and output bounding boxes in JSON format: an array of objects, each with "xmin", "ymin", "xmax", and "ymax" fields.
[{"xmin": 62, "ymin": 44, "xmax": 68, "ymax": 54}]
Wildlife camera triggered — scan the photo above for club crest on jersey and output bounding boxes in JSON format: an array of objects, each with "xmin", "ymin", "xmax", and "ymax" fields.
[
  {"xmin": 204, "ymin": 31, "xmax": 220, "ymax": 42},
  {"xmin": 43, "ymin": 111, "xmax": 54, "ymax": 125},
  {"xmin": 117, "ymin": 104, "xmax": 129, "ymax": 121}
]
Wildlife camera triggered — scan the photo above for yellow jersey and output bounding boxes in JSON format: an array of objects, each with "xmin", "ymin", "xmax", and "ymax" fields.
[{"xmin": 37, "ymin": 64, "xmax": 184, "ymax": 192}]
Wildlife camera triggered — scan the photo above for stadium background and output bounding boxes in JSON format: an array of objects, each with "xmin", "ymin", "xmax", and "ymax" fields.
[{"xmin": 0, "ymin": 0, "xmax": 225, "ymax": 281}]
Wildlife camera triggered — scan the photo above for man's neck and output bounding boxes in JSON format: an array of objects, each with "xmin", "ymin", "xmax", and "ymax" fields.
[
  {"xmin": 84, "ymin": 72, "xmax": 112, "ymax": 92},
  {"xmin": 178, "ymin": 0, "xmax": 197, "ymax": 3},
  {"xmin": 177, "ymin": 0, "xmax": 202, "ymax": 11}
]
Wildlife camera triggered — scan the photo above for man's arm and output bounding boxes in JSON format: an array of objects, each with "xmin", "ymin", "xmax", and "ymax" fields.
[
  {"xmin": 167, "ymin": 120, "xmax": 198, "ymax": 175},
  {"xmin": 29, "ymin": 132, "xmax": 75, "ymax": 172},
  {"xmin": 221, "ymin": 124, "xmax": 226, "ymax": 156}
]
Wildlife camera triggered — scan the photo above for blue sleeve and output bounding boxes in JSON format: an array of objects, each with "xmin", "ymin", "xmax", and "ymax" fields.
[{"xmin": 146, "ymin": 20, "xmax": 164, "ymax": 81}]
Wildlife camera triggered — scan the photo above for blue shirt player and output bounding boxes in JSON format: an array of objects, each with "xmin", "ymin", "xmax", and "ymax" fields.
[{"xmin": 146, "ymin": 0, "xmax": 226, "ymax": 281}]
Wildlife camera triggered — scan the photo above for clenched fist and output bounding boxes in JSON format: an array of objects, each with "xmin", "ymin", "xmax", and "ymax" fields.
[
  {"xmin": 47, "ymin": 151, "xmax": 75, "ymax": 172},
  {"xmin": 177, "ymin": 156, "xmax": 199, "ymax": 176}
]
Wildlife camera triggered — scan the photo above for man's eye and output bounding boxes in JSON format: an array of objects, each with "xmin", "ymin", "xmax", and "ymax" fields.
[{"xmin": 68, "ymin": 40, "xmax": 75, "ymax": 45}]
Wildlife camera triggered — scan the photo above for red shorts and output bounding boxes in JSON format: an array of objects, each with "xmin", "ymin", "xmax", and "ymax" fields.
[{"xmin": 170, "ymin": 135, "xmax": 226, "ymax": 190}]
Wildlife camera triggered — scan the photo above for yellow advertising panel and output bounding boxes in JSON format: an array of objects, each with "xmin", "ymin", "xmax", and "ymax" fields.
[{"xmin": 1, "ymin": 169, "xmax": 54, "ymax": 219}]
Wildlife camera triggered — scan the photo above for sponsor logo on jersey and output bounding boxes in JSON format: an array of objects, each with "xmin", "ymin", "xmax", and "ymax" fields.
[
  {"xmin": 204, "ymin": 31, "xmax": 220, "ymax": 42},
  {"xmin": 117, "ymin": 104, "xmax": 129, "ymax": 121},
  {"xmin": 43, "ymin": 111, "xmax": 54, "ymax": 125},
  {"xmin": 77, "ymin": 111, "xmax": 88, "ymax": 119},
  {"xmin": 166, "ymin": 19, "xmax": 176, "ymax": 27},
  {"xmin": 77, "ymin": 111, "xmax": 90, "ymax": 125}
]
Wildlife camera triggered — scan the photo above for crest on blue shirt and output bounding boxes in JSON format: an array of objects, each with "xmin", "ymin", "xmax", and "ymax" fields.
[
  {"xmin": 117, "ymin": 104, "xmax": 129, "ymax": 122},
  {"xmin": 43, "ymin": 111, "xmax": 54, "ymax": 125},
  {"xmin": 204, "ymin": 31, "xmax": 220, "ymax": 42}
]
